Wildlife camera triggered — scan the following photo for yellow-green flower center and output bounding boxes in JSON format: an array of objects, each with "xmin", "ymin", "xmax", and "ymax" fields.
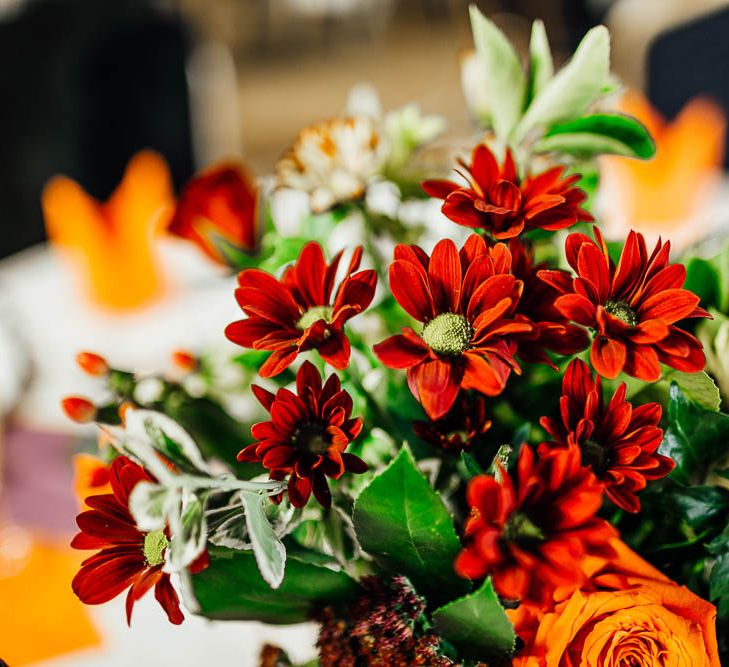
[
  {"xmin": 605, "ymin": 299, "xmax": 638, "ymax": 327},
  {"xmin": 502, "ymin": 512, "xmax": 545, "ymax": 544},
  {"xmin": 143, "ymin": 529, "xmax": 168, "ymax": 567},
  {"xmin": 422, "ymin": 313, "xmax": 472, "ymax": 356},
  {"xmin": 297, "ymin": 305, "xmax": 333, "ymax": 330}
]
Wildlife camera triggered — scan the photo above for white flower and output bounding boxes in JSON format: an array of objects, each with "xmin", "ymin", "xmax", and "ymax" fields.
[
  {"xmin": 276, "ymin": 116, "xmax": 385, "ymax": 213},
  {"xmin": 382, "ymin": 104, "xmax": 446, "ymax": 173},
  {"xmin": 460, "ymin": 48, "xmax": 491, "ymax": 127}
]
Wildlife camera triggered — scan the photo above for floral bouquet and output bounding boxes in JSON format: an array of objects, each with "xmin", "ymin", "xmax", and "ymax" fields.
[{"xmin": 61, "ymin": 6, "xmax": 729, "ymax": 665}]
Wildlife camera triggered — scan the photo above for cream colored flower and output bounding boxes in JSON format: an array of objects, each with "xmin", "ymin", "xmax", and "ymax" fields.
[{"xmin": 276, "ymin": 116, "xmax": 385, "ymax": 213}]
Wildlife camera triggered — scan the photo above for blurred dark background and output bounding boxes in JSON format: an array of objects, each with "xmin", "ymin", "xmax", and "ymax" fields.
[{"xmin": 0, "ymin": 0, "xmax": 727, "ymax": 260}]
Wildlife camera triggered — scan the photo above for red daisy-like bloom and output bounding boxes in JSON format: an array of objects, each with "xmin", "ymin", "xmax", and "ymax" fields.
[
  {"xmin": 539, "ymin": 359, "xmax": 674, "ymax": 513},
  {"xmin": 454, "ymin": 445, "xmax": 617, "ymax": 607},
  {"xmin": 71, "ymin": 456, "xmax": 208, "ymax": 625},
  {"xmin": 508, "ymin": 239, "xmax": 589, "ymax": 366},
  {"xmin": 225, "ymin": 242, "xmax": 377, "ymax": 377},
  {"xmin": 540, "ymin": 228, "xmax": 710, "ymax": 381},
  {"xmin": 238, "ymin": 361, "xmax": 368, "ymax": 508},
  {"xmin": 412, "ymin": 393, "xmax": 491, "ymax": 452},
  {"xmin": 422, "ymin": 143, "xmax": 593, "ymax": 240},
  {"xmin": 373, "ymin": 235, "xmax": 532, "ymax": 420},
  {"xmin": 168, "ymin": 162, "xmax": 259, "ymax": 265}
]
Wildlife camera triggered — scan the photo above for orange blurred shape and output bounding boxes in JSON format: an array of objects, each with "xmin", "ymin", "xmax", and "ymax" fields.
[
  {"xmin": 168, "ymin": 161, "xmax": 259, "ymax": 266},
  {"xmin": 601, "ymin": 92, "xmax": 726, "ymax": 249},
  {"xmin": 73, "ymin": 453, "xmax": 112, "ymax": 508},
  {"xmin": 0, "ymin": 530, "xmax": 101, "ymax": 665},
  {"xmin": 42, "ymin": 150, "xmax": 175, "ymax": 310}
]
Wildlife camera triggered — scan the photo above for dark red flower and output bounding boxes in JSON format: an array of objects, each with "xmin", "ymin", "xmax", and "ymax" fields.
[
  {"xmin": 508, "ymin": 238, "xmax": 589, "ymax": 366},
  {"xmin": 71, "ymin": 456, "xmax": 208, "ymax": 625},
  {"xmin": 169, "ymin": 162, "xmax": 258, "ymax": 265},
  {"xmin": 422, "ymin": 143, "xmax": 593, "ymax": 239},
  {"xmin": 226, "ymin": 242, "xmax": 376, "ymax": 377},
  {"xmin": 539, "ymin": 359, "xmax": 673, "ymax": 513},
  {"xmin": 238, "ymin": 361, "xmax": 367, "ymax": 508},
  {"xmin": 412, "ymin": 393, "xmax": 491, "ymax": 452},
  {"xmin": 374, "ymin": 235, "xmax": 532, "ymax": 420},
  {"xmin": 540, "ymin": 228, "xmax": 710, "ymax": 381},
  {"xmin": 454, "ymin": 445, "xmax": 616, "ymax": 607}
]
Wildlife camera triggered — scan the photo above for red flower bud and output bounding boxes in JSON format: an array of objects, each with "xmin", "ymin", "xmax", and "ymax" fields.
[
  {"xmin": 76, "ymin": 351, "xmax": 110, "ymax": 377},
  {"xmin": 171, "ymin": 349, "xmax": 198, "ymax": 372},
  {"xmin": 61, "ymin": 396, "xmax": 97, "ymax": 423}
]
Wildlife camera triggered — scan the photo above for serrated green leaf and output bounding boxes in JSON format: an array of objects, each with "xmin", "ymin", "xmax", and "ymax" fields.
[
  {"xmin": 352, "ymin": 446, "xmax": 469, "ymax": 603},
  {"xmin": 432, "ymin": 578, "xmax": 515, "ymax": 659},
  {"xmin": 469, "ymin": 4, "xmax": 526, "ymax": 140},
  {"xmin": 514, "ymin": 25, "xmax": 610, "ymax": 141},
  {"xmin": 526, "ymin": 20, "xmax": 553, "ymax": 106},
  {"xmin": 192, "ymin": 547, "xmax": 357, "ymax": 624},
  {"xmin": 662, "ymin": 371, "xmax": 721, "ymax": 412},
  {"xmin": 534, "ymin": 114, "xmax": 655, "ymax": 159},
  {"xmin": 241, "ymin": 491, "xmax": 287, "ymax": 589}
]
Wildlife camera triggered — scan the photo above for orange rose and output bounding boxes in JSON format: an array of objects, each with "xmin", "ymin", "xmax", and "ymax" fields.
[{"xmin": 509, "ymin": 539, "xmax": 720, "ymax": 666}]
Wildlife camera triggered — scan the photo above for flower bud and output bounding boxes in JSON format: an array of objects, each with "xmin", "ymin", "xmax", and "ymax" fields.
[
  {"xmin": 76, "ymin": 351, "xmax": 110, "ymax": 377},
  {"xmin": 171, "ymin": 350, "xmax": 198, "ymax": 373},
  {"xmin": 61, "ymin": 396, "xmax": 97, "ymax": 423}
]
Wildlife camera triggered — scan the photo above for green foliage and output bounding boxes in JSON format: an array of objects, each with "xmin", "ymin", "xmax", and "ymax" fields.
[
  {"xmin": 192, "ymin": 547, "xmax": 358, "ymax": 624},
  {"xmin": 534, "ymin": 114, "xmax": 655, "ymax": 159},
  {"xmin": 526, "ymin": 20, "xmax": 553, "ymax": 107},
  {"xmin": 432, "ymin": 578, "xmax": 515, "ymax": 660},
  {"xmin": 660, "ymin": 384, "xmax": 729, "ymax": 485},
  {"xmin": 352, "ymin": 446, "xmax": 469, "ymax": 604}
]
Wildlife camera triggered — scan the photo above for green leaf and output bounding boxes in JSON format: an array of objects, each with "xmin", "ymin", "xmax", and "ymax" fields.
[
  {"xmin": 469, "ymin": 4, "xmax": 526, "ymax": 140},
  {"xmin": 534, "ymin": 114, "xmax": 655, "ymax": 159},
  {"xmin": 169, "ymin": 493, "xmax": 208, "ymax": 570},
  {"xmin": 659, "ymin": 385, "xmax": 729, "ymax": 484},
  {"xmin": 526, "ymin": 20, "xmax": 553, "ymax": 106},
  {"xmin": 685, "ymin": 257, "xmax": 721, "ymax": 309},
  {"xmin": 192, "ymin": 547, "xmax": 357, "ymax": 624},
  {"xmin": 241, "ymin": 491, "xmax": 287, "ymax": 589},
  {"xmin": 514, "ymin": 25, "xmax": 610, "ymax": 141},
  {"xmin": 128, "ymin": 481, "xmax": 174, "ymax": 532},
  {"xmin": 710, "ymin": 553, "xmax": 729, "ymax": 600},
  {"xmin": 662, "ymin": 371, "xmax": 721, "ymax": 412},
  {"xmin": 352, "ymin": 446, "xmax": 469, "ymax": 603},
  {"xmin": 665, "ymin": 484, "xmax": 729, "ymax": 530},
  {"xmin": 460, "ymin": 451, "xmax": 483, "ymax": 479},
  {"xmin": 432, "ymin": 578, "xmax": 515, "ymax": 659}
]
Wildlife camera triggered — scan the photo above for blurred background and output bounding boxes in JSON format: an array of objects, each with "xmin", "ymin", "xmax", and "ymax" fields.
[{"xmin": 1, "ymin": 0, "xmax": 728, "ymax": 665}]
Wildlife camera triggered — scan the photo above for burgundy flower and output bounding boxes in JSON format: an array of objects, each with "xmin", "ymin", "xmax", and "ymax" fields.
[
  {"xmin": 540, "ymin": 228, "xmax": 710, "ymax": 380},
  {"xmin": 539, "ymin": 359, "xmax": 674, "ymax": 513},
  {"xmin": 412, "ymin": 393, "xmax": 491, "ymax": 452},
  {"xmin": 454, "ymin": 445, "xmax": 616, "ymax": 607},
  {"xmin": 225, "ymin": 242, "xmax": 377, "ymax": 377},
  {"xmin": 374, "ymin": 235, "xmax": 532, "ymax": 420},
  {"xmin": 71, "ymin": 456, "xmax": 208, "ymax": 625},
  {"xmin": 422, "ymin": 143, "xmax": 593, "ymax": 239},
  {"xmin": 168, "ymin": 162, "xmax": 259, "ymax": 265},
  {"xmin": 508, "ymin": 238, "xmax": 589, "ymax": 366},
  {"xmin": 238, "ymin": 361, "xmax": 367, "ymax": 508}
]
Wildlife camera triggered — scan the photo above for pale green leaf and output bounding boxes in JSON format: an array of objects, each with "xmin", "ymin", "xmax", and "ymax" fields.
[
  {"xmin": 527, "ymin": 19, "xmax": 553, "ymax": 105},
  {"xmin": 469, "ymin": 4, "xmax": 526, "ymax": 140},
  {"xmin": 514, "ymin": 25, "xmax": 610, "ymax": 141},
  {"xmin": 241, "ymin": 491, "xmax": 287, "ymax": 589}
]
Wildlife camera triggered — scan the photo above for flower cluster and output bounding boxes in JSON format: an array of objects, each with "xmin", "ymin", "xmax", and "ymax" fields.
[{"xmin": 59, "ymin": 7, "xmax": 726, "ymax": 664}]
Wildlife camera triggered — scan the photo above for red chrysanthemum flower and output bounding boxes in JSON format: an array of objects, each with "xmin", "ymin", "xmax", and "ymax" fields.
[
  {"xmin": 454, "ymin": 445, "xmax": 616, "ymax": 607},
  {"xmin": 238, "ymin": 361, "xmax": 368, "ymax": 508},
  {"xmin": 508, "ymin": 239, "xmax": 589, "ymax": 366},
  {"xmin": 412, "ymin": 393, "xmax": 491, "ymax": 452},
  {"xmin": 226, "ymin": 242, "xmax": 376, "ymax": 377},
  {"xmin": 373, "ymin": 235, "xmax": 532, "ymax": 420},
  {"xmin": 71, "ymin": 456, "xmax": 208, "ymax": 625},
  {"xmin": 168, "ymin": 162, "xmax": 259, "ymax": 265},
  {"xmin": 539, "ymin": 359, "xmax": 674, "ymax": 513},
  {"xmin": 540, "ymin": 228, "xmax": 710, "ymax": 380},
  {"xmin": 422, "ymin": 143, "xmax": 593, "ymax": 239}
]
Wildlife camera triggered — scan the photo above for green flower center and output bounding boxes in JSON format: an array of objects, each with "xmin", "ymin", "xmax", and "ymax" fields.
[
  {"xmin": 296, "ymin": 422, "xmax": 330, "ymax": 454},
  {"xmin": 297, "ymin": 305, "xmax": 333, "ymax": 330},
  {"xmin": 582, "ymin": 438, "xmax": 610, "ymax": 477},
  {"xmin": 422, "ymin": 313, "xmax": 472, "ymax": 356},
  {"xmin": 143, "ymin": 529, "xmax": 168, "ymax": 567},
  {"xmin": 502, "ymin": 512, "xmax": 545, "ymax": 544},
  {"xmin": 605, "ymin": 299, "xmax": 638, "ymax": 327}
]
